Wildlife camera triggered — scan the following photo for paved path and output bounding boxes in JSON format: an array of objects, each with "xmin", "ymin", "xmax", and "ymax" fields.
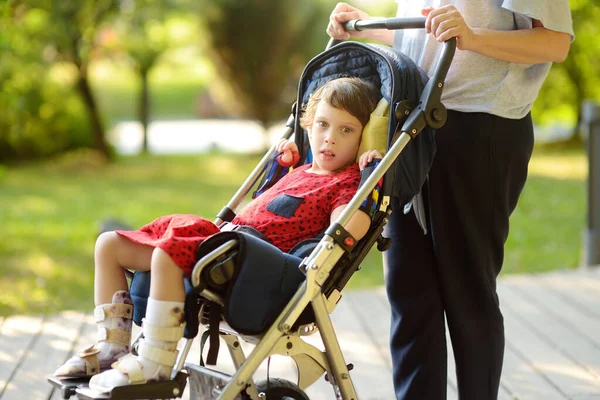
[{"xmin": 1, "ymin": 268, "xmax": 599, "ymax": 400}]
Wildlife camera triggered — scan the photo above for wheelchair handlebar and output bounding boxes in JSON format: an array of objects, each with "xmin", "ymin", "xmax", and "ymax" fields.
[{"xmin": 326, "ymin": 17, "xmax": 427, "ymax": 50}]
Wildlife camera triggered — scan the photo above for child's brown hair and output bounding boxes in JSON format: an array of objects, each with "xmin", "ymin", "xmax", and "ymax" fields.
[{"xmin": 300, "ymin": 77, "xmax": 379, "ymax": 130}]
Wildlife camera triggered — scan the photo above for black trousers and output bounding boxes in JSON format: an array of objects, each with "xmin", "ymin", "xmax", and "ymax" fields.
[{"xmin": 383, "ymin": 110, "xmax": 534, "ymax": 400}]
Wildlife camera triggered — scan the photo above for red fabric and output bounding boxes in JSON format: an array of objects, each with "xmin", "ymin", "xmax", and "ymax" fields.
[
  {"xmin": 116, "ymin": 214, "xmax": 220, "ymax": 275},
  {"xmin": 233, "ymin": 163, "xmax": 361, "ymax": 252},
  {"xmin": 115, "ymin": 163, "xmax": 361, "ymax": 274}
]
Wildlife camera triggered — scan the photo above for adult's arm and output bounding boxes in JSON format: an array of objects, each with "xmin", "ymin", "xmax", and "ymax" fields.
[{"xmin": 423, "ymin": 5, "xmax": 571, "ymax": 64}]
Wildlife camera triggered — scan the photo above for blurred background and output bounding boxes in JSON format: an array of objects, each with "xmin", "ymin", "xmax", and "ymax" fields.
[{"xmin": 0, "ymin": 0, "xmax": 598, "ymax": 317}]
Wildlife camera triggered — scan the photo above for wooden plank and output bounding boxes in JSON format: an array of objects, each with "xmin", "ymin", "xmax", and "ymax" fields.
[
  {"xmin": 503, "ymin": 275, "xmax": 600, "ymax": 350},
  {"xmin": 501, "ymin": 339, "xmax": 567, "ymax": 400},
  {"xmin": 344, "ymin": 288, "xmax": 392, "ymax": 369},
  {"xmin": 499, "ymin": 282, "xmax": 600, "ymax": 398},
  {"xmin": 3, "ymin": 270, "xmax": 595, "ymax": 399},
  {"xmin": 540, "ymin": 272, "xmax": 600, "ymax": 320},
  {"xmin": 500, "ymin": 281, "xmax": 600, "ymax": 382},
  {"xmin": 183, "ymin": 319, "xmax": 334, "ymax": 399},
  {"xmin": 575, "ymin": 269, "xmax": 600, "ymax": 293},
  {"xmin": 497, "ymin": 284, "xmax": 572, "ymax": 399},
  {"xmin": 182, "ymin": 298, "xmax": 392, "ymax": 399},
  {"xmin": 49, "ymin": 313, "xmax": 98, "ymax": 400},
  {"xmin": 0, "ymin": 315, "xmax": 44, "ymax": 397},
  {"xmin": 326, "ymin": 294, "xmax": 395, "ymax": 399},
  {"xmin": 373, "ymin": 287, "xmax": 460, "ymax": 398},
  {"xmin": 3, "ymin": 311, "xmax": 86, "ymax": 400}
]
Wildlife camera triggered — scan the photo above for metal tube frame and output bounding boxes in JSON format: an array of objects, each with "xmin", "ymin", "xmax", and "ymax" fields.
[{"xmin": 215, "ymin": 118, "xmax": 294, "ymax": 225}]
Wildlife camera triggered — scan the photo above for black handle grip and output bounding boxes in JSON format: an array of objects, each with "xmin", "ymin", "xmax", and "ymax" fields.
[
  {"xmin": 326, "ymin": 17, "xmax": 426, "ymax": 50},
  {"xmin": 348, "ymin": 17, "xmax": 426, "ymax": 31}
]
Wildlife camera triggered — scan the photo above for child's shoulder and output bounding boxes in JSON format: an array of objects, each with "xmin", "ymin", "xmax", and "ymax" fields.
[
  {"xmin": 329, "ymin": 163, "xmax": 361, "ymax": 185},
  {"xmin": 339, "ymin": 163, "xmax": 360, "ymax": 177}
]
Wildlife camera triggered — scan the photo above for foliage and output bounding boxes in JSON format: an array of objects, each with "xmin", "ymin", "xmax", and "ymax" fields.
[
  {"xmin": 7, "ymin": 0, "xmax": 120, "ymax": 159},
  {"xmin": 195, "ymin": 0, "xmax": 334, "ymax": 127},
  {"xmin": 106, "ymin": 0, "xmax": 195, "ymax": 153},
  {"xmin": 0, "ymin": 2, "xmax": 93, "ymax": 162},
  {"xmin": 533, "ymin": 0, "xmax": 600, "ymax": 130},
  {"xmin": 91, "ymin": 60, "xmax": 210, "ymax": 124}
]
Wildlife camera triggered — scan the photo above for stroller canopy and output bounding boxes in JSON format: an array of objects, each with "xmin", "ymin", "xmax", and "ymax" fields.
[{"xmin": 294, "ymin": 42, "xmax": 436, "ymax": 206}]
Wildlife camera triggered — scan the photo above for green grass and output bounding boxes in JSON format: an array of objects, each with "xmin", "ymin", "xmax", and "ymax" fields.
[
  {"xmin": 0, "ymin": 145, "xmax": 587, "ymax": 317},
  {"xmin": 0, "ymin": 151, "xmax": 261, "ymax": 316},
  {"xmin": 503, "ymin": 145, "xmax": 587, "ymax": 274}
]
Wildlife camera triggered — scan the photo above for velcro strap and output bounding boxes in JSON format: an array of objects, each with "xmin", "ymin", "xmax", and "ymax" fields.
[
  {"xmin": 111, "ymin": 354, "xmax": 145, "ymax": 384},
  {"xmin": 141, "ymin": 319, "xmax": 186, "ymax": 342},
  {"xmin": 77, "ymin": 345, "xmax": 101, "ymax": 376},
  {"xmin": 97, "ymin": 326, "xmax": 131, "ymax": 346},
  {"xmin": 138, "ymin": 340, "xmax": 179, "ymax": 367},
  {"xmin": 94, "ymin": 304, "xmax": 133, "ymax": 322}
]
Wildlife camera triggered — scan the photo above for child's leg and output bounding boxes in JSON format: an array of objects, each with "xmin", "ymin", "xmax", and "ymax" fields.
[
  {"xmin": 94, "ymin": 231, "xmax": 153, "ymax": 304},
  {"xmin": 54, "ymin": 232, "xmax": 154, "ymax": 378},
  {"xmin": 89, "ymin": 248, "xmax": 187, "ymax": 391},
  {"xmin": 148, "ymin": 246, "xmax": 185, "ymax": 301}
]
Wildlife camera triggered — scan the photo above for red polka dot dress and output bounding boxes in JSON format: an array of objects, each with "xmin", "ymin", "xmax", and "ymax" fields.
[
  {"xmin": 115, "ymin": 163, "xmax": 361, "ymax": 275},
  {"xmin": 232, "ymin": 164, "xmax": 361, "ymax": 252},
  {"xmin": 115, "ymin": 214, "xmax": 220, "ymax": 275}
]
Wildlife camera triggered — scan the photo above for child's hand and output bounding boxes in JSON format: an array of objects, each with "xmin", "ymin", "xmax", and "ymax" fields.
[
  {"xmin": 275, "ymin": 139, "xmax": 300, "ymax": 166},
  {"xmin": 358, "ymin": 150, "xmax": 383, "ymax": 170}
]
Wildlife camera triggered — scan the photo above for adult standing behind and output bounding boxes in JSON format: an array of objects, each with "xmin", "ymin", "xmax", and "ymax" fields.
[{"xmin": 328, "ymin": 2, "xmax": 573, "ymax": 399}]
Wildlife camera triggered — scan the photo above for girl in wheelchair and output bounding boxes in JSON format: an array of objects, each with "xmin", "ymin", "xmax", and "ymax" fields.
[{"xmin": 53, "ymin": 76, "xmax": 383, "ymax": 393}]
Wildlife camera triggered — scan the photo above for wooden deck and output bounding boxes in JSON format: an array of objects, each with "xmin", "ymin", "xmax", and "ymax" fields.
[{"xmin": 1, "ymin": 268, "xmax": 599, "ymax": 400}]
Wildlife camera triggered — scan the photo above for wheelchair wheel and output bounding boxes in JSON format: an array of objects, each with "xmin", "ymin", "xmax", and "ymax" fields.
[{"xmin": 255, "ymin": 378, "xmax": 309, "ymax": 400}]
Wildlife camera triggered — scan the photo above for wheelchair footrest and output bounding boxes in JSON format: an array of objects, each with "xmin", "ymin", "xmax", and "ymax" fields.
[
  {"xmin": 48, "ymin": 376, "xmax": 91, "ymax": 399},
  {"xmin": 185, "ymin": 363, "xmax": 243, "ymax": 400},
  {"xmin": 74, "ymin": 372, "xmax": 188, "ymax": 400}
]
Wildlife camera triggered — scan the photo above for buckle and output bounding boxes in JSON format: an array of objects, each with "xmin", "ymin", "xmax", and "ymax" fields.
[
  {"xmin": 78, "ymin": 344, "xmax": 100, "ymax": 358},
  {"xmin": 93, "ymin": 306, "xmax": 106, "ymax": 322}
]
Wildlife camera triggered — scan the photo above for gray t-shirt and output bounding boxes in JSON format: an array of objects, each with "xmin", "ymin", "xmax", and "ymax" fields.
[{"xmin": 393, "ymin": 0, "xmax": 574, "ymax": 119}]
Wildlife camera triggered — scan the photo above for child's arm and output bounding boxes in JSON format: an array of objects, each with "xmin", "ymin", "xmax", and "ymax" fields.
[
  {"xmin": 358, "ymin": 150, "xmax": 383, "ymax": 170},
  {"xmin": 330, "ymin": 206, "xmax": 372, "ymax": 241},
  {"xmin": 330, "ymin": 149, "xmax": 383, "ymax": 240}
]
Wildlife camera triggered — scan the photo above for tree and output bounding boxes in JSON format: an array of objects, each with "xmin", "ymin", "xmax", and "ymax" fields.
[
  {"xmin": 108, "ymin": 0, "xmax": 176, "ymax": 154},
  {"xmin": 21, "ymin": 0, "xmax": 120, "ymax": 159},
  {"xmin": 0, "ymin": 1, "xmax": 93, "ymax": 161},
  {"xmin": 196, "ymin": 0, "xmax": 331, "ymax": 134}
]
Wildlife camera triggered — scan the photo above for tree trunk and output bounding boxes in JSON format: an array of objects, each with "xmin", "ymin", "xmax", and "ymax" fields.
[
  {"xmin": 77, "ymin": 71, "xmax": 111, "ymax": 159},
  {"xmin": 139, "ymin": 68, "xmax": 150, "ymax": 154}
]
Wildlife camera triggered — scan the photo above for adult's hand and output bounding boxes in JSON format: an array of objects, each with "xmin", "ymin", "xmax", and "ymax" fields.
[
  {"xmin": 422, "ymin": 5, "xmax": 474, "ymax": 50},
  {"xmin": 327, "ymin": 2, "xmax": 371, "ymax": 40}
]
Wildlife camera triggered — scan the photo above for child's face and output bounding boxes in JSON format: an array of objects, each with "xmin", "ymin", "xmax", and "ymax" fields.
[{"xmin": 307, "ymin": 100, "xmax": 364, "ymax": 174}]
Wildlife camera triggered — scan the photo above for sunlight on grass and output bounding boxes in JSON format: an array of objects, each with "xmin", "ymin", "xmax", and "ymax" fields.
[
  {"xmin": 0, "ymin": 152, "xmax": 257, "ymax": 316},
  {"xmin": 0, "ymin": 146, "xmax": 588, "ymax": 316},
  {"xmin": 502, "ymin": 145, "xmax": 586, "ymax": 275},
  {"xmin": 18, "ymin": 195, "xmax": 59, "ymax": 214},
  {"xmin": 528, "ymin": 150, "xmax": 587, "ymax": 180}
]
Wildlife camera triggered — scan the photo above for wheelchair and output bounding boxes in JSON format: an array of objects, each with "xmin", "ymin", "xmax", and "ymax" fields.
[{"xmin": 48, "ymin": 16, "xmax": 455, "ymax": 400}]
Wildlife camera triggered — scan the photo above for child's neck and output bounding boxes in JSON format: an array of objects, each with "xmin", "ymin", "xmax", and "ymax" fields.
[{"xmin": 306, "ymin": 162, "xmax": 354, "ymax": 175}]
